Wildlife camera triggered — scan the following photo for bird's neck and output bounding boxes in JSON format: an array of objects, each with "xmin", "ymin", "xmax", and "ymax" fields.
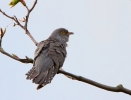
[{"xmin": 47, "ymin": 37, "xmax": 67, "ymax": 47}]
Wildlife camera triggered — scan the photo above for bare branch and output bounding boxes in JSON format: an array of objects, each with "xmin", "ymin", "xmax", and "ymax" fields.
[
  {"xmin": 29, "ymin": 0, "xmax": 37, "ymax": 13},
  {"xmin": 25, "ymin": 0, "xmax": 37, "ymax": 28},
  {"xmin": 0, "ymin": 9, "xmax": 14, "ymax": 20},
  {"xmin": 58, "ymin": 70, "xmax": 131, "ymax": 95},
  {"xmin": 0, "ymin": 9, "xmax": 23, "ymax": 28},
  {"xmin": 25, "ymin": 30, "xmax": 38, "ymax": 45},
  {"xmin": 0, "ymin": 48, "xmax": 33, "ymax": 63},
  {"xmin": 0, "ymin": 0, "xmax": 38, "ymax": 46},
  {"xmin": 21, "ymin": 0, "xmax": 38, "ymax": 46},
  {"xmin": 59, "ymin": 68, "xmax": 76, "ymax": 80},
  {"xmin": 13, "ymin": 16, "xmax": 24, "ymax": 28}
]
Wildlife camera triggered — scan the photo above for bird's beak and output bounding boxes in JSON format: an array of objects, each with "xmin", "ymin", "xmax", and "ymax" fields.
[{"xmin": 68, "ymin": 32, "xmax": 74, "ymax": 35}]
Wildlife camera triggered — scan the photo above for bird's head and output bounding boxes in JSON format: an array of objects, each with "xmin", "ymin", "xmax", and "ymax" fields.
[{"xmin": 49, "ymin": 28, "xmax": 74, "ymax": 42}]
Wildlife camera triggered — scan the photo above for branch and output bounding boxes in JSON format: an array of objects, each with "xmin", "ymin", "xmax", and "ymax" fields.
[
  {"xmin": 0, "ymin": 0, "xmax": 38, "ymax": 46},
  {"xmin": 0, "ymin": 48, "xmax": 33, "ymax": 63},
  {"xmin": 24, "ymin": 0, "xmax": 38, "ymax": 45},
  {"xmin": 0, "ymin": 9, "xmax": 14, "ymax": 20},
  {"xmin": 25, "ymin": 0, "xmax": 37, "ymax": 28},
  {"xmin": 58, "ymin": 70, "xmax": 131, "ymax": 95}
]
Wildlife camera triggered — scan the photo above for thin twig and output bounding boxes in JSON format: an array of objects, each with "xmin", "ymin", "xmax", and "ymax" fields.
[
  {"xmin": 0, "ymin": 9, "xmax": 14, "ymax": 20},
  {"xmin": 23, "ymin": 0, "xmax": 38, "ymax": 46},
  {"xmin": 29, "ymin": 0, "xmax": 37, "ymax": 13},
  {"xmin": 14, "ymin": 16, "xmax": 24, "ymax": 28},
  {"xmin": 0, "ymin": 9, "xmax": 23, "ymax": 28},
  {"xmin": 25, "ymin": 0, "xmax": 37, "ymax": 28}
]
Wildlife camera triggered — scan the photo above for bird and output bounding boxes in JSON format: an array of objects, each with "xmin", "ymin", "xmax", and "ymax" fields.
[{"xmin": 26, "ymin": 28, "xmax": 74, "ymax": 90}]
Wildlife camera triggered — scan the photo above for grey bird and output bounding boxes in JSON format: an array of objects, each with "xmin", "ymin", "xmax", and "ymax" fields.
[{"xmin": 26, "ymin": 28, "xmax": 74, "ymax": 90}]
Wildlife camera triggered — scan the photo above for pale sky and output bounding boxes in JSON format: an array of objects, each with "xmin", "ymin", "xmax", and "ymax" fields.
[{"xmin": 0, "ymin": 0, "xmax": 131, "ymax": 100}]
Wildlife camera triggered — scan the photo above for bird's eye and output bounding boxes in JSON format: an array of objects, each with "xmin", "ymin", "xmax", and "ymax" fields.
[{"xmin": 61, "ymin": 30, "xmax": 65, "ymax": 34}]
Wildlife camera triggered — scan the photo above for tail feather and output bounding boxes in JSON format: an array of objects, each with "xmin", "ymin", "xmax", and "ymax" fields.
[
  {"xmin": 37, "ymin": 66, "xmax": 59, "ymax": 89},
  {"xmin": 33, "ymin": 71, "xmax": 48, "ymax": 84},
  {"xmin": 26, "ymin": 66, "xmax": 59, "ymax": 89},
  {"xmin": 38, "ymin": 66, "xmax": 54, "ymax": 85},
  {"xmin": 37, "ymin": 85, "xmax": 43, "ymax": 90},
  {"xmin": 44, "ymin": 66, "xmax": 59, "ymax": 84},
  {"xmin": 38, "ymin": 73, "xmax": 48, "ymax": 85},
  {"xmin": 26, "ymin": 67, "xmax": 37, "ymax": 80}
]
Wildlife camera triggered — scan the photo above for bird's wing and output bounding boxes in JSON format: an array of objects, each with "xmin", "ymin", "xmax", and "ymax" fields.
[
  {"xmin": 34, "ymin": 40, "xmax": 49, "ymax": 61},
  {"xmin": 26, "ymin": 40, "xmax": 53, "ymax": 81}
]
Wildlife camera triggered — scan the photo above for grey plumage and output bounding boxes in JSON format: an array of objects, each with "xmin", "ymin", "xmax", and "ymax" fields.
[{"xmin": 26, "ymin": 28, "xmax": 73, "ymax": 90}]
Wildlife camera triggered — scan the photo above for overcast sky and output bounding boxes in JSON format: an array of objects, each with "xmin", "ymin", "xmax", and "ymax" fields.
[{"xmin": 0, "ymin": 0, "xmax": 131, "ymax": 100}]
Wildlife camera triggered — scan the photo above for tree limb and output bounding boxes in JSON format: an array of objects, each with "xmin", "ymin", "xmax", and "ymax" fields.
[
  {"xmin": 58, "ymin": 70, "xmax": 131, "ymax": 95},
  {"xmin": 0, "ymin": 48, "xmax": 33, "ymax": 63}
]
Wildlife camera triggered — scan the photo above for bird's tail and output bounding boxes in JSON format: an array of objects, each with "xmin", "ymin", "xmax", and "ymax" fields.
[{"xmin": 26, "ymin": 66, "xmax": 59, "ymax": 90}]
